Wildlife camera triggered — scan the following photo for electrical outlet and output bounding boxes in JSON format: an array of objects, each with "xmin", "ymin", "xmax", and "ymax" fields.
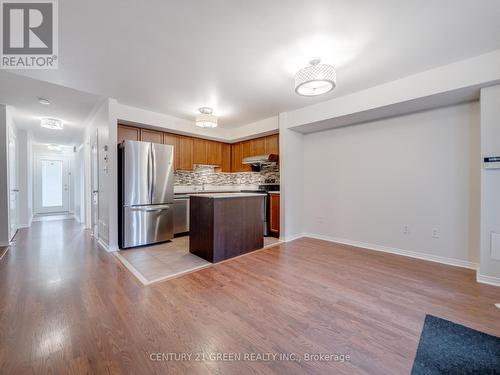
[
  {"xmin": 403, "ymin": 225, "xmax": 410, "ymax": 235},
  {"xmin": 432, "ymin": 228, "xmax": 440, "ymax": 239}
]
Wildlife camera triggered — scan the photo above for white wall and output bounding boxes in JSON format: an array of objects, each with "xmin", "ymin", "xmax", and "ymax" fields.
[
  {"xmin": 0, "ymin": 105, "xmax": 10, "ymax": 245},
  {"xmin": 478, "ymin": 85, "xmax": 500, "ymax": 282},
  {"xmin": 302, "ymin": 102, "xmax": 480, "ymax": 266},
  {"xmin": 83, "ymin": 98, "xmax": 118, "ymax": 251},
  {"xmin": 279, "ymin": 112, "xmax": 304, "ymax": 241}
]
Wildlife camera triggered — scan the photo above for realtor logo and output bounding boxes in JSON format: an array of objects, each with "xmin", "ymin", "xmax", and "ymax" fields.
[{"xmin": 1, "ymin": 0, "xmax": 58, "ymax": 69}]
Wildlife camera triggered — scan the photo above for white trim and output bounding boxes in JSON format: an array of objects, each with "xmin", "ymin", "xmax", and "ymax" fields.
[
  {"xmin": 113, "ymin": 252, "xmax": 150, "ymax": 285},
  {"xmin": 477, "ymin": 274, "xmax": 500, "ymax": 287},
  {"xmin": 301, "ymin": 233, "xmax": 479, "ymax": 270},
  {"xmin": 114, "ymin": 252, "xmax": 211, "ymax": 286},
  {"xmin": 281, "ymin": 233, "xmax": 306, "ymax": 242},
  {"xmin": 17, "ymin": 224, "xmax": 30, "ymax": 229},
  {"xmin": 0, "ymin": 241, "xmax": 10, "ymax": 247},
  {"xmin": 97, "ymin": 238, "xmax": 119, "ymax": 253}
]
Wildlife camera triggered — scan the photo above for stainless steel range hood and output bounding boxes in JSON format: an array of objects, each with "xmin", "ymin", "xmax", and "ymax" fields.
[{"xmin": 241, "ymin": 154, "xmax": 279, "ymax": 165}]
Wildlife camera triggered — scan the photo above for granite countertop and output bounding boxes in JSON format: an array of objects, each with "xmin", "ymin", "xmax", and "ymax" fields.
[
  {"xmin": 175, "ymin": 190, "xmax": 241, "ymax": 195},
  {"xmin": 191, "ymin": 193, "xmax": 266, "ymax": 199}
]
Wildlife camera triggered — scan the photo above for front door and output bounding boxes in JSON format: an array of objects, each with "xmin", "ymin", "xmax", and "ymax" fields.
[{"xmin": 36, "ymin": 157, "xmax": 69, "ymax": 214}]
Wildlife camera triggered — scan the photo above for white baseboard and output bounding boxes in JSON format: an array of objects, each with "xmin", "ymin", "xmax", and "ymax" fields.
[
  {"xmin": 97, "ymin": 238, "xmax": 119, "ymax": 253},
  {"xmin": 301, "ymin": 232, "xmax": 479, "ymax": 270},
  {"xmin": 281, "ymin": 233, "xmax": 306, "ymax": 242},
  {"xmin": 477, "ymin": 274, "xmax": 500, "ymax": 287},
  {"xmin": 0, "ymin": 241, "xmax": 10, "ymax": 247}
]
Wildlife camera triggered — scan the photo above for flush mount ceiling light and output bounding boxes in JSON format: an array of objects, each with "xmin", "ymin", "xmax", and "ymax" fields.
[
  {"xmin": 38, "ymin": 97, "xmax": 50, "ymax": 105},
  {"xmin": 195, "ymin": 107, "xmax": 218, "ymax": 128},
  {"xmin": 294, "ymin": 58, "xmax": 336, "ymax": 96},
  {"xmin": 40, "ymin": 117, "xmax": 63, "ymax": 130},
  {"xmin": 47, "ymin": 144, "xmax": 61, "ymax": 151}
]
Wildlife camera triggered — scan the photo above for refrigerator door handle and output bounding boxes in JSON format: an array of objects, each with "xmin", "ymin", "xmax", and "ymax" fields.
[
  {"xmin": 148, "ymin": 145, "xmax": 153, "ymax": 203},
  {"xmin": 130, "ymin": 204, "xmax": 171, "ymax": 212},
  {"xmin": 151, "ymin": 145, "xmax": 156, "ymax": 203}
]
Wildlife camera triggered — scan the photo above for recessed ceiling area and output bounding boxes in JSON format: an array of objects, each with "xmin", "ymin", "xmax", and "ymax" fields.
[
  {"xmin": 10, "ymin": 0, "xmax": 500, "ymax": 128},
  {"xmin": 0, "ymin": 71, "xmax": 104, "ymax": 145}
]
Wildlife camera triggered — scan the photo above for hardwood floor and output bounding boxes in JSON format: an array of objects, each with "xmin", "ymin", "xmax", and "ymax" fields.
[{"xmin": 0, "ymin": 219, "xmax": 499, "ymax": 374}]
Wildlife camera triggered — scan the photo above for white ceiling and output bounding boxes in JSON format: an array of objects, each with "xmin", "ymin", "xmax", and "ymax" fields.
[
  {"xmin": 9, "ymin": 0, "xmax": 500, "ymax": 129},
  {"xmin": 0, "ymin": 71, "xmax": 103, "ymax": 145}
]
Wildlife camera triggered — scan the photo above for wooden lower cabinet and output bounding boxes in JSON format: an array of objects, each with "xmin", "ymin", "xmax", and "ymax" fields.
[{"xmin": 269, "ymin": 193, "xmax": 280, "ymax": 237}]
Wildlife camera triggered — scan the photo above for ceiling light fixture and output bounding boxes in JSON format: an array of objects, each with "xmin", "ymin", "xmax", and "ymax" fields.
[
  {"xmin": 294, "ymin": 58, "xmax": 336, "ymax": 96},
  {"xmin": 40, "ymin": 117, "xmax": 64, "ymax": 130},
  {"xmin": 195, "ymin": 107, "xmax": 218, "ymax": 128},
  {"xmin": 38, "ymin": 97, "xmax": 51, "ymax": 105},
  {"xmin": 47, "ymin": 144, "xmax": 61, "ymax": 151}
]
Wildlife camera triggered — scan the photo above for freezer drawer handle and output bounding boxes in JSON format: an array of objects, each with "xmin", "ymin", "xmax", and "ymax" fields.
[{"xmin": 130, "ymin": 205, "xmax": 171, "ymax": 212}]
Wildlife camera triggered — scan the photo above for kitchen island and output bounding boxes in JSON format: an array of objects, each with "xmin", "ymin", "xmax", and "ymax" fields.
[{"xmin": 189, "ymin": 193, "xmax": 265, "ymax": 263}]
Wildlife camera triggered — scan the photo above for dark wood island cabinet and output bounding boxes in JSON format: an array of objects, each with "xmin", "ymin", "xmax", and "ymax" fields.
[{"xmin": 189, "ymin": 193, "xmax": 265, "ymax": 263}]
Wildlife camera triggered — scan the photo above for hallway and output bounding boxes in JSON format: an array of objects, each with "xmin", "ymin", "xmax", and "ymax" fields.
[{"xmin": 1, "ymin": 219, "xmax": 500, "ymax": 375}]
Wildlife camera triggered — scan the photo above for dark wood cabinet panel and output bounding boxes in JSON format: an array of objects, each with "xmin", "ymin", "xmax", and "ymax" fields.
[
  {"xmin": 190, "ymin": 195, "xmax": 264, "ymax": 263},
  {"xmin": 140, "ymin": 129, "xmax": 163, "ymax": 144},
  {"xmin": 163, "ymin": 133, "xmax": 180, "ymax": 170},
  {"xmin": 269, "ymin": 193, "xmax": 280, "ymax": 237},
  {"xmin": 221, "ymin": 143, "xmax": 231, "ymax": 172},
  {"xmin": 179, "ymin": 136, "xmax": 193, "ymax": 170},
  {"xmin": 117, "ymin": 124, "xmax": 140, "ymax": 144},
  {"xmin": 265, "ymin": 134, "xmax": 279, "ymax": 155}
]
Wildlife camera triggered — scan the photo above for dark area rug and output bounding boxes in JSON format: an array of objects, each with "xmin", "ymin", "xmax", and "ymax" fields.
[{"xmin": 411, "ymin": 315, "xmax": 500, "ymax": 374}]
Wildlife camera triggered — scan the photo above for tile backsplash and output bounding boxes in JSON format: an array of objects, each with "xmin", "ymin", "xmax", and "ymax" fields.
[{"xmin": 175, "ymin": 165, "xmax": 280, "ymax": 186}]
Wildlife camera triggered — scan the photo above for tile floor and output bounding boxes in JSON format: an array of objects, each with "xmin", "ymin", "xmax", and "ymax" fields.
[{"xmin": 115, "ymin": 236, "xmax": 281, "ymax": 285}]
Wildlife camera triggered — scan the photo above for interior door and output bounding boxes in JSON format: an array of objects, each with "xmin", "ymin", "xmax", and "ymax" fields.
[
  {"xmin": 8, "ymin": 130, "xmax": 18, "ymax": 240},
  {"xmin": 91, "ymin": 132, "xmax": 99, "ymax": 237},
  {"xmin": 36, "ymin": 157, "xmax": 69, "ymax": 214}
]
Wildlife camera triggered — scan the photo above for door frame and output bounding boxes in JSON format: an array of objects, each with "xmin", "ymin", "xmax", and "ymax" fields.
[{"xmin": 34, "ymin": 155, "xmax": 70, "ymax": 214}]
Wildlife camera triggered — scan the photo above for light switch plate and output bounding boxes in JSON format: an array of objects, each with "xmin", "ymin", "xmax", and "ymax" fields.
[{"xmin": 491, "ymin": 232, "xmax": 500, "ymax": 261}]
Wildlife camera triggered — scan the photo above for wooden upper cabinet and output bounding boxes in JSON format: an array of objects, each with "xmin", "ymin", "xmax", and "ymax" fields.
[
  {"xmin": 117, "ymin": 124, "xmax": 139, "ymax": 144},
  {"xmin": 231, "ymin": 143, "xmax": 242, "ymax": 172},
  {"xmin": 178, "ymin": 136, "xmax": 194, "ymax": 170},
  {"xmin": 207, "ymin": 141, "xmax": 222, "ymax": 166},
  {"xmin": 251, "ymin": 137, "xmax": 266, "ymax": 155},
  {"xmin": 221, "ymin": 143, "xmax": 231, "ymax": 172},
  {"xmin": 193, "ymin": 138, "xmax": 208, "ymax": 165},
  {"xmin": 163, "ymin": 133, "xmax": 180, "ymax": 170},
  {"xmin": 265, "ymin": 134, "xmax": 279, "ymax": 155},
  {"xmin": 140, "ymin": 129, "xmax": 163, "ymax": 144},
  {"xmin": 119, "ymin": 124, "xmax": 278, "ymax": 172}
]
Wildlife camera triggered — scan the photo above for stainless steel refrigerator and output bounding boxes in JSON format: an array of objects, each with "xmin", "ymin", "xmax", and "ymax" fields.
[{"xmin": 119, "ymin": 140, "xmax": 174, "ymax": 248}]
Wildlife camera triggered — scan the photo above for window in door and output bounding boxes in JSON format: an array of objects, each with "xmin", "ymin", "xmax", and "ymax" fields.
[{"xmin": 41, "ymin": 160, "xmax": 63, "ymax": 207}]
